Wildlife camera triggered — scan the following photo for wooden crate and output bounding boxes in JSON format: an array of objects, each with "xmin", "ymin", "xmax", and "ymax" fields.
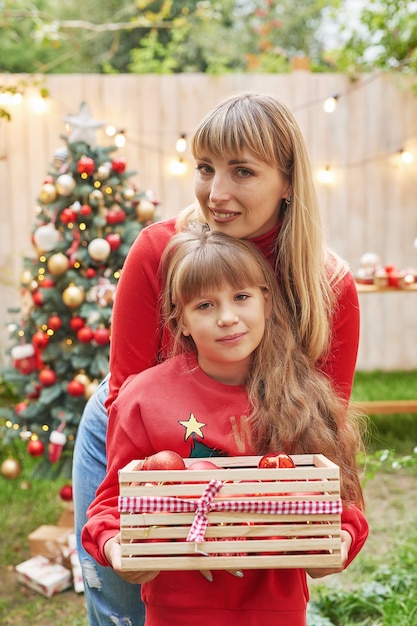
[{"xmin": 118, "ymin": 454, "xmax": 342, "ymax": 571}]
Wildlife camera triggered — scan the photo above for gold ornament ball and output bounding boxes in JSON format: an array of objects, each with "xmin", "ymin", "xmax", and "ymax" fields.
[
  {"xmin": 74, "ymin": 372, "xmax": 91, "ymax": 387},
  {"xmin": 1, "ymin": 457, "xmax": 22, "ymax": 480},
  {"xmin": 62, "ymin": 284, "xmax": 85, "ymax": 308},
  {"xmin": 47, "ymin": 252, "xmax": 70, "ymax": 276},
  {"xmin": 21, "ymin": 270, "xmax": 33, "ymax": 286},
  {"xmin": 88, "ymin": 238, "xmax": 111, "ymax": 262},
  {"xmin": 56, "ymin": 174, "xmax": 76, "ymax": 196},
  {"xmin": 136, "ymin": 199, "xmax": 155, "ymax": 222},
  {"xmin": 97, "ymin": 163, "xmax": 111, "ymax": 180},
  {"xmin": 39, "ymin": 183, "xmax": 58, "ymax": 204},
  {"xmin": 122, "ymin": 188, "xmax": 135, "ymax": 201},
  {"xmin": 89, "ymin": 189, "xmax": 104, "ymax": 204}
]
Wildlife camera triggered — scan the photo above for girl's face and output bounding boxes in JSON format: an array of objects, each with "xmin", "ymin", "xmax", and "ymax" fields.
[
  {"xmin": 194, "ymin": 150, "xmax": 291, "ymax": 239},
  {"xmin": 181, "ymin": 283, "xmax": 269, "ymax": 386}
]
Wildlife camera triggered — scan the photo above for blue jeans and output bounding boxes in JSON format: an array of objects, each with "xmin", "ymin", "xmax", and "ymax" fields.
[{"xmin": 73, "ymin": 375, "xmax": 145, "ymax": 625}]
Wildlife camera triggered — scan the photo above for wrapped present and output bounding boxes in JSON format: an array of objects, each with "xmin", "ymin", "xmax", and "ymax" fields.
[
  {"xmin": 68, "ymin": 533, "xmax": 84, "ymax": 593},
  {"xmin": 15, "ymin": 555, "xmax": 72, "ymax": 597},
  {"xmin": 28, "ymin": 525, "xmax": 73, "ymax": 569}
]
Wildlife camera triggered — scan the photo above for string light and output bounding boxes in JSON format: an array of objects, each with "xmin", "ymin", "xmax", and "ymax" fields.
[
  {"xmin": 176, "ymin": 133, "xmax": 187, "ymax": 153},
  {"xmin": 323, "ymin": 95, "xmax": 339, "ymax": 113},
  {"xmin": 168, "ymin": 157, "xmax": 187, "ymax": 176},
  {"xmin": 399, "ymin": 149, "xmax": 413, "ymax": 164},
  {"xmin": 105, "ymin": 125, "xmax": 116, "ymax": 137},
  {"xmin": 29, "ymin": 95, "xmax": 48, "ymax": 114},
  {"xmin": 115, "ymin": 130, "xmax": 126, "ymax": 148},
  {"xmin": 317, "ymin": 166, "xmax": 335, "ymax": 184}
]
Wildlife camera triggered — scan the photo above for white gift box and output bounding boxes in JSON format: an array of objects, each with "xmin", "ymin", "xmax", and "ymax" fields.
[{"xmin": 15, "ymin": 555, "xmax": 72, "ymax": 597}]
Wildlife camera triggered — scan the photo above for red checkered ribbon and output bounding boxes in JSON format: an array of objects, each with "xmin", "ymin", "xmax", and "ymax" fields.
[{"xmin": 119, "ymin": 479, "xmax": 342, "ymax": 543}]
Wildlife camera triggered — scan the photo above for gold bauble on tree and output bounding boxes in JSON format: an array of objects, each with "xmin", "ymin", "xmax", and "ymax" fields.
[
  {"xmin": 47, "ymin": 252, "xmax": 70, "ymax": 276},
  {"xmin": 62, "ymin": 283, "xmax": 85, "ymax": 308},
  {"xmin": 136, "ymin": 199, "xmax": 155, "ymax": 222},
  {"xmin": 55, "ymin": 173, "xmax": 76, "ymax": 196},
  {"xmin": 1, "ymin": 457, "xmax": 22, "ymax": 480},
  {"xmin": 39, "ymin": 183, "xmax": 57, "ymax": 204}
]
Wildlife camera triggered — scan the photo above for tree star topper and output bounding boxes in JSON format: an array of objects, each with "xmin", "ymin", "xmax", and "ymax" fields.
[{"xmin": 64, "ymin": 102, "xmax": 105, "ymax": 147}]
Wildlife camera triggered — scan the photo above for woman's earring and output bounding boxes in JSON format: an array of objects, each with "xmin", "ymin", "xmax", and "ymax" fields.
[{"xmin": 285, "ymin": 196, "xmax": 292, "ymax": 206}]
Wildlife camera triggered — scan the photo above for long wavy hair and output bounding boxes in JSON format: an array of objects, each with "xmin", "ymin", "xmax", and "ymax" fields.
[
  {"xmin": 177, "ymin": 91, "xmax": 348, "ymax": 364},
  {"xmin": 161, "ymin": 224, "xmax": 365, "ymax": 508}
]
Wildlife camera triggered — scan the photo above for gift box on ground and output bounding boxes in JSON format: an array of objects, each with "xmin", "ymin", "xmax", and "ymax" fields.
[
  {"xmin": 57, "ymin": 503, "xmax": 74, "ymax": 528},
  {"xmin": 118, "ymin": 454, "xmax": 342, "ymax": 572},
  {"xmin": 28, "ymin": 525, "xmax": 73, "ymax": 568},
  {"xmin": 15, "ymin": 555, "xmax": 72, "ymax": 597},
  {"xmin": 68, "ymin": 532, "xmax": 84, "ymax": 594}
]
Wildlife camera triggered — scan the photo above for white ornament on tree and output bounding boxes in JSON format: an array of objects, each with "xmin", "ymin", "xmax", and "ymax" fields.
[
  {"xmin": 33, "ymin": 224, "xmax": 60, "ymax": 251},
  {"xmin": 88, "ymin": 238, "xmax": 111, "ymax": 262}
]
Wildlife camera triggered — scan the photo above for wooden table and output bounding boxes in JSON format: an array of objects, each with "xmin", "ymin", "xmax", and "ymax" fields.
[{"xmin": 353, "ymin": 282, "xmax": 417, "ymax": 415}]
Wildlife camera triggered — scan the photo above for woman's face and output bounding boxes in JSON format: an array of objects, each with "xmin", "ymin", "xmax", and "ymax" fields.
[{"xmin": 194, "ymin": 150, "xmax": 291, "ymax": 239}]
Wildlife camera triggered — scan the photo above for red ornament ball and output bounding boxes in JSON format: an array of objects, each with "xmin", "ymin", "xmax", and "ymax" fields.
[
  {"xmin": 70, "ymin": 316, "xmax": 85, "ymax": 331},
  {"xmin": 106, "ymin": 208, "xmax": 126, "ymax": 225},
  {"xmin": 80, "ymin": 204, "xmax": 93, "ymax": 216},
  {"xmin": 48, "ymin": 314, "xmax": 63, "ymax": 331},
  {"xmin": 27, "ymin": 438, "xmax": 45, "ymax": 458},
  {"xmin": 15, "ymin": 401, "xmax": 28, "ymax": 415},
  {"xmin": 111, "ymin": 157, "xmax": 127, "ymax": 174},
  {"xmin": 77, "ymin": 156, "xmax": 95, "ymax": 176},
  {"xmin": 32, "ymin": 291, "xmax": 44, "ymax": 307},
  {"xmin": 77, "ymin": 326, "xmax": 94, "ymax": 343},
  {"xmin": 85, "ymin": 268, "xmax": 97, "ymax": 279},
  {"xmin": 94, "ymin": 327, "xmax": 110, "ymax": 345},
  {"xmin": 59, "ymin": 484, "xmax": 73, "ymax": 501},
  {"xmin": 32, "ymin": 331, "xmax": 49, "ymax": 349},
  {"xmin": 67, "ymin": 379, "xmax": 85, "ymax": 396},
  {"xmin": 39, "ymin": 368, "xmax": 57, "ymax": 386},
  {"xmin": 60, "ymin": 207, "xmax": 78, "ymax": 224},
  {"xmin": 105, "ymin": 233, "xmax": 121, "ymax": 251}
]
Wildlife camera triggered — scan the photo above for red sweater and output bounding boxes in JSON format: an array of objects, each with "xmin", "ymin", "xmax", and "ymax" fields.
[
  {"xmin": 83, "ymin": 352, "xmax": 368, "ymax": 626},
  {"xmin": 106, "ymin": 217, "xmax": 361, "ymax": 417}
]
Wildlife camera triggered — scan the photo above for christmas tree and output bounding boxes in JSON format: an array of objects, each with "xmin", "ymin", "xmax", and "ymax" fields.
[{"xmin": 0, "ymin": 103, "xmax": 157, "ymax": 478}]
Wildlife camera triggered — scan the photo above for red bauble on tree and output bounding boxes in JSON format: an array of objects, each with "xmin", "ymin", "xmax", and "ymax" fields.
[
  {"xmin": 27, "ymin": 438, "xmax": 45, "ymax": 457},
  {"xmin": 106, "ymin": 207, "xmax": 126, "ymax": 225},
  {"xmin": 48, "ymin": 314, "xmax": 63, "ymax": 331},
  {"xmin": 77, "ymin": 326, "xmax": 94, "ymax": 343},
  {"xmin": 80, "ymin": 204, "xmax": 93, "ymax": 216},
  {"xmin": 77, "ymin": 156, "xmax": 95, "ymax": 176},
  {"xmin": 105, "ymin": 233, "xmax": 121, "ymax": 251},
  {"xmin": 70, "ymin": 316, "xmax": 85, "ymax": 332},
  {"xmin": 39, "ymin": 367, "xmax": 57, "ymax": 386},
  {"xmin": 111, "ymin": 157, "xmax": 126, "ymax": 174},
  {"xmin": 59, "ymin": 484, "xmax": 73, "ymax": 501},
  {"xmin": 67, "ymin": 379, "xmax": 85, "ymax": 397},
  {"xmin": 93, "ymin": 326, "xmax": 110, "ymax": 345},
  {"xmin": 60, "ymin": 207, "xmax": 78, "ymax": 224},
  {"xmin": 32, "ymin": 291, "xmax": 44, "ymax": 307},
  {"xmin": 32, "ymin": 330, "xmax": 49, "ymax": 349}
]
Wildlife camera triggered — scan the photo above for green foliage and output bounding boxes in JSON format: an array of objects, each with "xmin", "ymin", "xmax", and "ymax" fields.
[{"xmin": 327, "ymin": 0, "xmax": 417, "ymax": 77}]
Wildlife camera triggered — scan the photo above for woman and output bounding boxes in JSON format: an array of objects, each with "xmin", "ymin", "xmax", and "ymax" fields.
[{"xmin": 73, "ymin": 92, "xmax": 362, "ymax": 625}]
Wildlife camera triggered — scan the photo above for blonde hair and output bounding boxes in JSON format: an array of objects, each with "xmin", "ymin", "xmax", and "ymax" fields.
[
  {"xmin": 177, "ymin": 92, "xmax": 349, "ymax": 363},
  {"xmin": 161, "ymin": 224, "xmax": 365, "ymax": 508}
]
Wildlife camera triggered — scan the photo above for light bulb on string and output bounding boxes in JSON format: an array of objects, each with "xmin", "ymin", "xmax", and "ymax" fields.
[
  {"xmin": 169, "ymin": 157, "xmax": 187, "ymax": 176},
  {"xmin": 176, "ymin": 133, "xmax": 187, "ymax": 153},
  {"xmin": 115, "ymin": 131, "xmax": 126, "ymax": 148},
  {"xmin": 399, "ymin": 148, "xmax": 413, "ymax": 164},
  {"xmin": 317, "ymin": 166, "xmax": 334, "ymax": 184},
  {"xmin": 106, "ymin": 125, "xmax": 116, "ymax": 137},
  {"xmin": 323, "ymin": 95, "xmax": 339, "ymax": 113}
]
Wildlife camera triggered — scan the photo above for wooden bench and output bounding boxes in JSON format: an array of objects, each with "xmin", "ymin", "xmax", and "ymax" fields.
[{"xmin": 351, "ymin": 400, "xmax": 417, "ymax": 415}]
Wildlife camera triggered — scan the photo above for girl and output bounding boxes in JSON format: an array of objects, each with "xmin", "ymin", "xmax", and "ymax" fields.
[
  {"xmin": 74, "ymin": 92, "xmax": 362, "ymax": 624},
  {"xmin": 82, "ymin": 223, "xmax": 368, "ymax": 626}
]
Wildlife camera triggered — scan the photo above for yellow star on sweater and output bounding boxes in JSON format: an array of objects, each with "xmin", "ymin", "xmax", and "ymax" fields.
[{"xmin": 179, "ymin": 413, "xmax": 206, "ymax": 440}]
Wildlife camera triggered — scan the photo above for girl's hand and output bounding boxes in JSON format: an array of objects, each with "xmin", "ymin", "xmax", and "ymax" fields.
[
  {"xmin": 305, "ymin": 530, "xmax": 352, "ymax": 579},
  {"xmin": 104, "ymin": 533, "xmax": 160, "ymax": 584}
]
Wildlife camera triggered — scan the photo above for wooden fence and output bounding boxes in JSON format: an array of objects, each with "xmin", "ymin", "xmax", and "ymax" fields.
[{"xmin": 1, "ymin": 72, "xmax": 417, "ymax": 372}]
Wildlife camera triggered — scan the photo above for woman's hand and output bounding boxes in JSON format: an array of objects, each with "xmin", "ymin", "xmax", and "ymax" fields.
[
  {"xmin": 305, "ymin": 530, "xmax": 352, "ymax": 579},
  {"xmin": 104, "ymin": 534, "xmax": 160, "ymax": 584}
]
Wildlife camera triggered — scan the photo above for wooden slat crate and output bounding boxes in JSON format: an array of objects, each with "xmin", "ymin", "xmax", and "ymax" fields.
[{"xmin": 118, "ymin": 454, "xmax": 342, "ymax": 571}]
